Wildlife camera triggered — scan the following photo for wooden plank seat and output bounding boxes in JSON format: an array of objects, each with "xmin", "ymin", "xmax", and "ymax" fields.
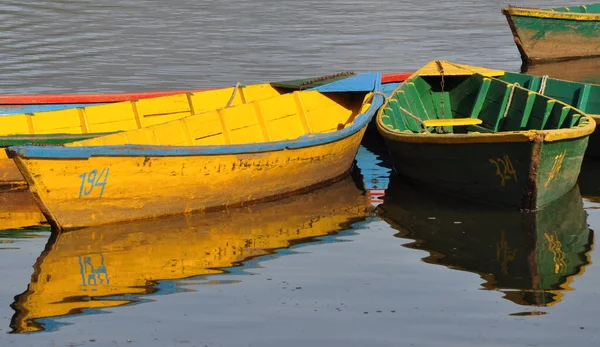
[{"xmin": 422, "ymin": 118, "xmax": 483, "ymax": 127}]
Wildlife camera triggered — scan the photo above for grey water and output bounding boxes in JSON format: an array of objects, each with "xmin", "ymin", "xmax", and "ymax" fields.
[{"xmin": 1, "ymin": 1, "xmax": 600, "ymax": 346}]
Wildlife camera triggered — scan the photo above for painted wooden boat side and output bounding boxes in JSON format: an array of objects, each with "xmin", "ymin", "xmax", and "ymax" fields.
[
  {"xmin": 6, "ymin": 73, "xmax": 383, "ymax": 230},
  {"xmin": 498, "ymin": 71, "xmax": 600, "ymax": 157},
  {"xmin": 10, "ymin": 175, "xmax": 371, "ymax": 333},
  {"xmin": 376, "ymin": 61, "xmax": 594, "ymax": 210},
  {"xmin": 503, "ymin": 4, "xmax": 600, "ymax": 63},
  {"xmin": 378, "ymin": 175, "xmax": 591, "ymax": 307},
  {"xmin": 0, "ymin": 83, "xmax": 288, "ymax": 189}
]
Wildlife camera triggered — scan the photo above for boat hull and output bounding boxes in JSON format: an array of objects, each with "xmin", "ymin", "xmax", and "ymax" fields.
[
  {"xmin": 381, "ymin": 134, "xmax": 588, "ymax": 210},
  {"xmin": 503, "ymin": 8, "xmax": 600, "ymax": 63},
  {"xmin": 11, "ymin": 128, "xmax": 366, "ymax": 230}
]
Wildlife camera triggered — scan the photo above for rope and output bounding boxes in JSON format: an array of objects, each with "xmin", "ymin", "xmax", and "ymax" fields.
[
  {"xmin": 225, "ymin": 82, "xmax": 243, "ymax": 108},
  {"xmin": 361, "ymin": 91, "xmax": 388, "ymax": 108},
  {"xmin": 435, "ymin": 60, "xmax": 448, "ymax": 134},
  {"xmin": 538, "ymin": 75, "xmax": 548, "ymax": 95},
  {"xmin": 298, "ymin": 71, "xmax": 356, "ymax": 90},
  {"xmin": 398, "ymin": 105, "xmax": 428, "ymax": 133},
  {"xmin": 502, "ymin": 83, "xmax": 519, "ymax": 119}
]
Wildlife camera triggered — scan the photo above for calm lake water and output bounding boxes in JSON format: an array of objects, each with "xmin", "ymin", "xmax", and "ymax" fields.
[{"xmin": 2, "ymin": 1, "xmax": 600, "ymax": 346}]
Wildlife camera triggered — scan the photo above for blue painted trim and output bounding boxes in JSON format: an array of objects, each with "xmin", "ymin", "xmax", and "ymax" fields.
[
  {"xmin": 6, "ymin": 73, "xmax": 383, "ymax": 160},
  {"xmin": 0, "ymin": 103, "xmax": 102, "ymax": 115}
]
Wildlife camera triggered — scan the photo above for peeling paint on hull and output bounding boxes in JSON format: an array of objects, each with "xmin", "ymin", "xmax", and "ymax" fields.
[
  {"xmin": 11, "ymin": 129, "xmax": 366, "ymax": 230},
  {"xmin": 503, "ymin": 8, "xmax": 600, "ymax": 63}
]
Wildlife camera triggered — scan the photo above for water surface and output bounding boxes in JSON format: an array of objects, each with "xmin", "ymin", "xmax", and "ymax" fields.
[{"xmin": 1, "ymin": 1, "xmax": 600, "ymax": 346}]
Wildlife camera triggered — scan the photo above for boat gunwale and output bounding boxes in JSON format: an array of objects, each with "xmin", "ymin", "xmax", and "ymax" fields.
[
  {"xmin": 376, "ymin": 70, "xmax": 596, "ymax": 144},
  {"xmin": 502, "ymin": 6, "xmax": 600, "ymax": 21},
  {"xmin": 6, "ymin": 74, "xmax": 384, "ymax": 160}
]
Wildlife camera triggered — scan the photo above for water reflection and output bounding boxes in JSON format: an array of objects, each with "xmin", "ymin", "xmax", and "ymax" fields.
[
  {"xmin": 0, "ymin": 190, "xmax": 46, "ymax": 232},
  {"xmin": 10, "ymin": 173, "xmax": 372, "ymax": 333},
  {"xmin": 579, "ymin": 159, "xmax": 600, "ymax": 203},
  {"xmin": 521, "ymin": 57, "xmax": 600, "ymax": 84},
  {"xmin": 378, "ymin": 175, "xmax": 593, "ymax": 309}
]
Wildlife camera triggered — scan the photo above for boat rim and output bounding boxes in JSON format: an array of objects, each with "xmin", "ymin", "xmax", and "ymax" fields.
[
  {"xmin": 376, "ymin": 72, "xmax": 596, "ymax": 144},
  {"xmin": 502, "ymin": 6, "xmax": 600, "ymax": 21},
  {"xmin": 6, "ymin": 74, "xmax": 384, "ymax": 160}
]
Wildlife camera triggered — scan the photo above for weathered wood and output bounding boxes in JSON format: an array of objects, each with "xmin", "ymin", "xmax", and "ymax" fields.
[
  {"xmin": 503, "ymin": 5, "xmax": 600, "ymax": 63},
  {"xmin": 376, "ymin": 60, "xmax": 594, "ymax": 210},
  {"xmin": 7, "ymin": 74, "xmax": 384, "ymax": 230}
]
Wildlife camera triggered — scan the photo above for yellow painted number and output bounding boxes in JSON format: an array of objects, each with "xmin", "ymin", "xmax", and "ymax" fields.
[
  {"xmin": 545, "ymin": 149, "xmax": 567, "ymax": 187},
  {"xmin": 489, "ymin": 154, "xmax": 518, "ymax": 187}
]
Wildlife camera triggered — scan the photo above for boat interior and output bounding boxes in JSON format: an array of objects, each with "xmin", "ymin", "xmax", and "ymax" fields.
[
  {"xmin": 68, "ymin": 90, "xmax": 370, "ymax": 147},
  {"xmin": 380, "ymin": 73, "xmax": 588, "ymax": 134},
  {"xmin": 501, "ymin": 72, "xmax": 600, "ymax": 116},
  {"xmin": 550, "ymin": 4, "xmax": 600, "ymax": 13},
  {"xmin": 0, "ymin": 84, "xmax": 286, "ymax": 138}
]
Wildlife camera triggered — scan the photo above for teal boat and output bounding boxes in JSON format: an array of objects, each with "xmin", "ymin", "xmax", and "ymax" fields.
[
  {"xmin": 503, "ymin": 4, "xmax": 600, "ymax": 63},
  {"xmin": 376, "ymin": 60, "xmax": 595, "ymax": 210}
]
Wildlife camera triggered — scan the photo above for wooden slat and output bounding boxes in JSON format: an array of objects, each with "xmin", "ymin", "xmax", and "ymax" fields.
[
  {"xmin": 423, "ymin": 118, "xmax": 483, "ymax": 127},
  {"xmin": 470, "ymin": 78, "xmax": 491, "ymax": 118},
  {"xmin": 253, "ymin": 101, "xmax": 270, "ymax": 141},
  {"xmin": 405, "ymin": 83, "xmax": 428, "ymax": 119},
  {"xmin": 576, "ymin": 84, "xmax": 591, "ymax": 112},
  {"xmin": 292, "ymin": 92, "xmax": 311, "ymax": 134},
  {"xmin": 519, "ymin": 93, "xmax": 537, "ymax": 129},
  {"xmin": 493, "ymin": 84, "xmax": 514, "ymax": 132},
  {"xmin": 556, "ymin": 107, "xmax": 572, "ymax": 129},
  {"xmin": 541, "ymin": 101, "xmax": 556, "ymax": 130},
  {"xmin": 217, "ymin": 109, "xmax": 231, "ymax": 145}
]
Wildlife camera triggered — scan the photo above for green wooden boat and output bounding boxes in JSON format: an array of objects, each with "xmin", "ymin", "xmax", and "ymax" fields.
[
  {"xmin": 376, "ymin": 60, "xmax": 595, "ymax": 210},
  {"xmin": 497, "ymin": 70, "xmax": 600, "ymax": 157},
  {"xmin": 378, "ymin": 174, "xmax": 592, "ymax": 308},
  {"xmin": 502, "ymin": 4, "xmax": 600, "ymax": 63}
]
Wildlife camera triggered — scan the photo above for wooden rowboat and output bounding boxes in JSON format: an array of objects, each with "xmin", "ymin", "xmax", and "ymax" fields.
[
  {"xmin": 0, "ymin": 73, "xmax": 359, "ymax": 190},
  {"xmin": 376, "ymin": 60, "xmax": 594, "ymax": 210},
  {"xmin": 10, "ymin": 174, "xmax": 370, "ymax": 333},
  {"xmin": 502, "ymin": 4, "xmax": 600, "ymax": 63},
  {"xmin": 6, "ymin": 73, "xmax": 384, "ymax": 230},
  {"xmin": 378, "ymin": 174, "xmax": 592, "ymax": 308}
]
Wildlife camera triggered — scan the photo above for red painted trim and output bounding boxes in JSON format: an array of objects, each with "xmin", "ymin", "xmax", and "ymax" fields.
[
  {"xmin": 0, "ymin": 89, "xmax": 211, "ymax": 105},
  {"xmin": 381, "ymin": 72, "xmax": 413, "ymax": 84},
  {"xmin": 0, "ymin": 72, "xmax": 414, "ymax": 105}
]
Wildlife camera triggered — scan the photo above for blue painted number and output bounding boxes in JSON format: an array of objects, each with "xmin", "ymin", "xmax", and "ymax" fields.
[{"xmin": 78, "ymin": 168, "xmax": 109, "ymax": 198}]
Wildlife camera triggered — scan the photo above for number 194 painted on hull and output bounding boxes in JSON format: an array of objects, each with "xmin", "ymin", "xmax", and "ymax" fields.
[{"xmin": 78, "ymin": 168, "xmax": 109, "ymax": 198}]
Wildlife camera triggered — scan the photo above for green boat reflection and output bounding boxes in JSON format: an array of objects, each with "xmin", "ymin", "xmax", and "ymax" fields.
[{"xmin": 378, "ymin": 175, "xmax": 593, "ymax": 308}]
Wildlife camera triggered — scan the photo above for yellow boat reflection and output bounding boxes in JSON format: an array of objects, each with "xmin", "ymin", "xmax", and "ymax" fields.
[
  {"xmin": 0, "ymin": 189, "xmax": 46, "ymax": 231},
  {"xmin": 10, "ymin": 174, "xmax": 371, "ymax": 333},
  {"xmin": 378, "ymin": 175, "xmax": 592, "ymax": 309}
]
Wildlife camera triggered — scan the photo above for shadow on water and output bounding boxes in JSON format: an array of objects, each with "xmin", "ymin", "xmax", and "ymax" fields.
[
  {"xmin": 578, "ymin": 159, "xmax": 600, "ymax": 203},
  {"xmin": 0, "ymin": 189, "xmax": 47, "ymax": 233},
  {"xmin": 521, "ymin": 57, "xmax": 600, "ymax": 84},
  {"xmin": 377, "ymin": 174, "xmax": 593, "ymax": 312},
  {"xmin": 9, "ymin": 171, "xmax": 373, "ymax": 333}
]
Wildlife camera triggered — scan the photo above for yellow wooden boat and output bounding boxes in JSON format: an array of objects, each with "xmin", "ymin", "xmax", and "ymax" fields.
[
  {"xmin": 0, "ymin": 72, "xmax": 356, "ymax": 190},
  {"xmin": 6, "ymin": 73, "xmax": 383, "ymax": 230},
  {"xmin": 10, "ymin": 175, "xmax": 371, "ymax": 333}
]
